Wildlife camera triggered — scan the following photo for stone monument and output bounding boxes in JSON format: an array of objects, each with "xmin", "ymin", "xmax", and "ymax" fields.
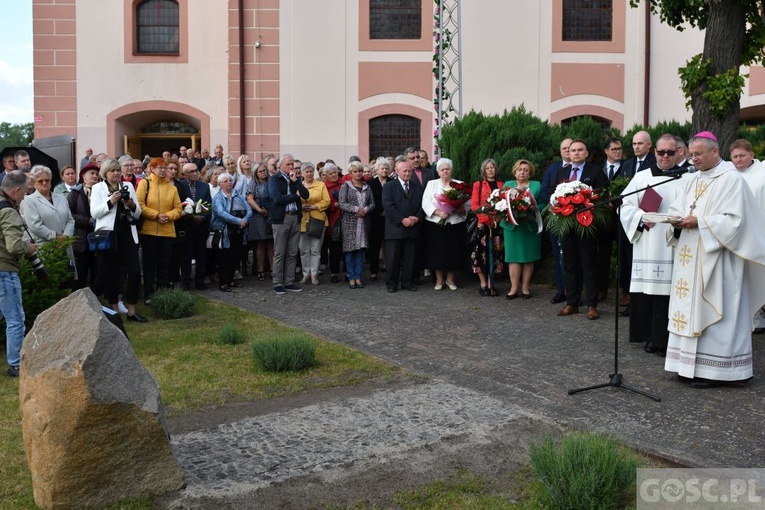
[{"xmin": 18, "ymin": 289, "xmax": 185, "ymax": 509}]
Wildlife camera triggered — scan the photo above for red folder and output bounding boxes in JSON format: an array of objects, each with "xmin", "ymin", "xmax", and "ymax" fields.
[{"xmin": 639, "ymin": 186, "xmax": 662, "ymax": 213}]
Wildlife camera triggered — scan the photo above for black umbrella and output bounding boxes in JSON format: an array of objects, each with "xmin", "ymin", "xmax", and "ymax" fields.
[{"xmin": 0, "ymin": 146, "xmax": 62, "ymax": 187}]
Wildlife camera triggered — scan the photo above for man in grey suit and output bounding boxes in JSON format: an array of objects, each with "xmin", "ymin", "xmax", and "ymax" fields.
[{"xmin": 382, "ymin": 158, "xmax": 425, "ymax": 292}]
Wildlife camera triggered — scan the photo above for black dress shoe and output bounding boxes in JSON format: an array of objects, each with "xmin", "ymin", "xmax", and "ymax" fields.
[
  {"xmin": 479, "ymin": 287, "xmax": 489, "ymax": 297},
  {"xmin": 126, "ymin": 312, "xmax": 148, "ymax": 323},
  {"xmin": 550, "ymin": 293, "xmax": 566, "ymax": 304},
  {"xmin": 402, "ymin": 286, "xmax": 418, "ymax": 291},
  {"xmin": 644, "ymin": 343, "xmax": 659, "ymax": 354},
  {"xmin": 219, "ymin": 284, "xmax": 232, "ymax": 292},
  {"xmin": 619, "ymin": 306, "xmax": 631, "ymax": 317},
  {"xmin": 754, "ymin": 328, "xmax": 765, "ymax": 335},
  {"xmin": 387, "ymin": 286, "xmax": 397, "ymax": 293}
]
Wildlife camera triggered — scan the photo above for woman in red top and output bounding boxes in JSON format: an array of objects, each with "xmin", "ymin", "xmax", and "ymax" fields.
[
  {"xmin": 321, "ymin": 163, "xmax": 344, "ymax": 282},
  {"xmin": 470, "ymin": 158, "xmax": 504, "ymax": 296}
]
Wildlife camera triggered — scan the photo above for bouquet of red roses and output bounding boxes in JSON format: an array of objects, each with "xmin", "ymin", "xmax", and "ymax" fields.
[
  {"xmin": 434, "ymin": 181, "xmax": 471, "ymax": 225},
  {"xmin": 543, "ymin": 180, "xmax": 609, "ymax": 237}
]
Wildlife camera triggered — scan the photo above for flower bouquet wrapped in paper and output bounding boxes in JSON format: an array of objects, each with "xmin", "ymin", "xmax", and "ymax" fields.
[
  {"xmin": 543, "ymin": 180, "xmax": 609, "ymax": 237},
  {"xmin": 472, "ymin": 188, "xmax": 508, "ymax": 226},
  {"xmin": 503, "ymin": 186, "xmax": 543, "ymax": 233},
  {"xmin": 434, "ymin": 181, "xmax": 471, "ymax": 225}
]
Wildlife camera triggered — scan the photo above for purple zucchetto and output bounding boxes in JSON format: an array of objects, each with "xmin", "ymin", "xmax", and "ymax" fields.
[{"xmin": 693, "ymin": 131, "xmax": 717, "ymax": 142}]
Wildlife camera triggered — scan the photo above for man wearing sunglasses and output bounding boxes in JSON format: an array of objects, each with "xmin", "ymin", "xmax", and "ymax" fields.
[{"xmin": 619, "ymin": 134, "xmax": 686, "ymax": 358}]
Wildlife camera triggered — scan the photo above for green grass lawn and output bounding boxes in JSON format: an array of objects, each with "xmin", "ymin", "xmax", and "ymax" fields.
[{"xmin": 0, "ymin": 295, "xmax": 399, "ymax": 509}]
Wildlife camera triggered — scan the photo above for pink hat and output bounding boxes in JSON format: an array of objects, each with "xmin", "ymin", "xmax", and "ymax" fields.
[{"xmin": 694, "ymin": 131, "xmax": 717, "ymax": 142}]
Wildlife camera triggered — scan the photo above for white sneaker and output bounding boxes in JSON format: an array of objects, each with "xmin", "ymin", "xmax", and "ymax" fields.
[
  {"xmin": 118, "ymin": 301, "xmax": 129, "ymax": 314},
  {"xmin": 311, "ymin": 276, "xmax": 320, "ymax": 285}
]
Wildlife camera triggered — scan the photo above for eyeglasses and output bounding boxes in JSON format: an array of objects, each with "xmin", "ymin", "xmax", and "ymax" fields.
[
  {"xmin": 36, "ymin": 179, "xmax": 51, "ymax": 183},
  {"xmin": 608, "ymin": 147, "xmax": 623, "ymax": 151},
  {"xmin": 689, "ymin": 149, "xmax": 713, "ymax": 158},
  {"xmin": 656, "ymin": 150, "xmax": 677, "ymax": 157}
]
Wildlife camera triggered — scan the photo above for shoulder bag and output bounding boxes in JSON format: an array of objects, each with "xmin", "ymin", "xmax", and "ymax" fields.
[{"xmin": 306, "ymin": 215, "xmax": 324, "ymax": 238}]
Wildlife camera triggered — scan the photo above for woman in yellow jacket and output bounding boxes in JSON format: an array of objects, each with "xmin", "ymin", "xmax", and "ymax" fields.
[
  {"xmin": 136, "ymin": 157, "xmax": 182, "ymax": 303},
  {"xmin": 298, "ymin": 163, "xmax": 330, "ymax": 285}
]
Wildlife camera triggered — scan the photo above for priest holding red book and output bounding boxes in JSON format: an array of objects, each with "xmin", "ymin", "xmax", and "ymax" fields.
[{"xmin": 619, "ymin": 133, "xmax": 688, "ymax": 357}]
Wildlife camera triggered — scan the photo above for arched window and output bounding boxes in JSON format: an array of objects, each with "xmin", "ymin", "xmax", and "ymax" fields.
[
  {"xmin": 142, "ymin": 120, "xmax": 198, "ymax": 134},
  {"xmin": 136, "ymin": 0, "xmax": 180, "ymax": 54},
  {"xmin": 369, "ymin": 115, "xmax": 421, "ymax": 159},
  {"xmin": 369, "ymin": 0, "xmax": 421, "ymax": 40},
  {"xmin": 561, "ymin": 115, "xmax": 612, "ymax": 131},
  {"xmin": 562, "ymin": 0, "xmax": 612, "ymax": 42}
]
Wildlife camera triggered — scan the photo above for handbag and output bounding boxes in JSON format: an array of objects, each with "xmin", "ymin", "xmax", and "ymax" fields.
[
  {"xmin": 206, "ymin": 229, "xmax": 224, "ymax": 250},
  {"xmin": 306, "ymin": 215, "xmax": 324, "ymax": 238},
  {"xmin": 87, "ymin": 230, "xmax": 115, "ymax": 253},
  {"xmin": 465, "ymin": 214, "xmax": 479, "ymax": 242}
]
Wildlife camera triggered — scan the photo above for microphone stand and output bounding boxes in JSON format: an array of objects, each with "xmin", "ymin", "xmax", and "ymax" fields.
[{"xmin": 567, "ymin": 170, "xmax": 685, "ymax": 402}]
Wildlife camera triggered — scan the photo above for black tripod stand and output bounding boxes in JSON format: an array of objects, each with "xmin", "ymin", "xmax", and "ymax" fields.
[{"xmin": 567, "ymin": 173, "xmax": 683, "ymax": 402}]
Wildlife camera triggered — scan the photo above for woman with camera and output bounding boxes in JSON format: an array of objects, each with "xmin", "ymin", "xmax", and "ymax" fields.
[
  {"xmin": 91, "ymin": 158, "xmax": 146, "ymax": 322},
  {"xmin": 136, "ymin": 157, "xmax": 182, "ymax": 304},
  {"xmin": 211, "ymin": 172, "xmax": 252, "ymax": 292}
]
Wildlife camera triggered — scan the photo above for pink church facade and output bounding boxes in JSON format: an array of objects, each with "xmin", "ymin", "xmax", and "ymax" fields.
[{"xmin": 32, "ymin": 0, "xmax": 765, "ymax": 164}]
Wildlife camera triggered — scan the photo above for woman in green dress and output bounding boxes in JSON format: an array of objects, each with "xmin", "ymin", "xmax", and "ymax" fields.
[{"xmin": 501, "ymin": 159, "xmax": 541, "ymax": 299}]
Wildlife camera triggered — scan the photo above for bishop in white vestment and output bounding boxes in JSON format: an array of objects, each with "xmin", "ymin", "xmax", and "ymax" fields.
[{"xmin": 665, "ymin": 133, "xmax": 765, "ymax": 383}]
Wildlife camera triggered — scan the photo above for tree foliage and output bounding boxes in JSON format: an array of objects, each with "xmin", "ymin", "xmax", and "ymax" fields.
[
  {"xmin": 437, "ymin": 106, "xmax": 618, "ymax": 184},
  {"xmin": 0, "ymin": 122, "xmax": 34, "ymax": 149},
  {"xmin": 633, "ymin": 0, "xmax": 765, "ymax": 156}
]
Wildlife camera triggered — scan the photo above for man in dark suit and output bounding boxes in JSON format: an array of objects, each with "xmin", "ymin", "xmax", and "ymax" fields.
[
  {"xmin": 596, "ymin": 137, "xmax": 625, "ymax": 303},
  {"xmin": 540, "ymin": 138, "xmax": 572, "ymax": 304},
  {"xmin": 616, "ymin": 131, "xmax": 655, "ymax": 310},
  {"xmin": 554, "ymin": 139, "xmax": 608, "ymax": 320},
  {"xmin": 405, "ymin": 147, "xmax": 434, "ymax": 283},
  {"xmin": 182, "ymin": 162, "xmax": 213, "ymax": 290},
  {"xmin": 382, "ymin": 158, "xmax": 425, "ymax": 292},
  {"xmin": 621, "ymin": 130, "xmax": 656, "ymax": 178}
]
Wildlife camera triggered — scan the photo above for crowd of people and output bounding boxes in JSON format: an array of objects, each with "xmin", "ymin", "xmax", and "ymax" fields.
[{"xmin": 2, "ymin": 133, "xmax": 765, "ymax": 389}]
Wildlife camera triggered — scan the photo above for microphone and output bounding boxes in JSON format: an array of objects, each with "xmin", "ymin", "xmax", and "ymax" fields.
[{"xmin": 663, "ymin": 167, "xmax": 690, "ymax": 178}]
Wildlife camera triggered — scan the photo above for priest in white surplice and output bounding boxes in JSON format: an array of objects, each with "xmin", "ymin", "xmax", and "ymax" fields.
[
  {"xmin": 730, "ymin": 139, "xmax": 765, "ymax": 334},
  {"xmin": 664, "ymin": 132, "xmax": 765, "ymax": 386},
  {"xmin": 620, "ymin": 134, "xmax": 687, "ymax": 356}
]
